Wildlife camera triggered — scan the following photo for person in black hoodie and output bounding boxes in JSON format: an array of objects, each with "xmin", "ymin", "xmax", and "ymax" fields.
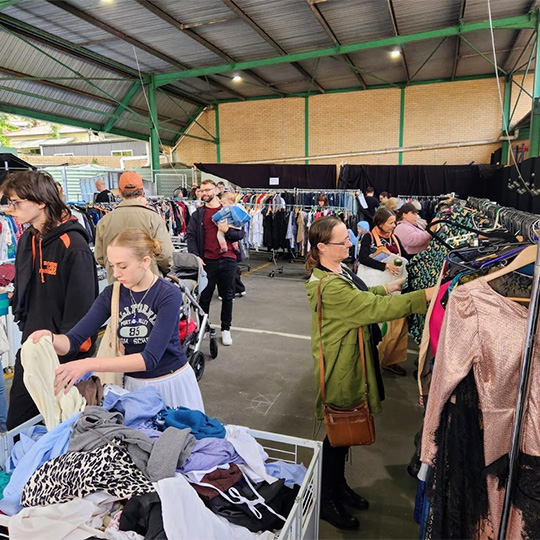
[{"xmin": 3, "ymin": 171, "xmax": 98, "ymax": 429}]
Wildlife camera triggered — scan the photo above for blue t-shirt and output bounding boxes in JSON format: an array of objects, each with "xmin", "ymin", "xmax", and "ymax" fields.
[{"xmin": 67, "ymin": 278, "xmax": 187, "ymax": 378}]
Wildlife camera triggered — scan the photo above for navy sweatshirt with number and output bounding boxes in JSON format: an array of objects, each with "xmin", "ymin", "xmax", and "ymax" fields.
[{"xmin": 66, "ymin": 278, "xmax": 187, "ymax": 378}]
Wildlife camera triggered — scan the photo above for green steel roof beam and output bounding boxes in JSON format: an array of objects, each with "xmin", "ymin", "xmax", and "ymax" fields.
[
  {"xmin": 172, "ymin": 106, "xmax": 206, "ymax": 146},
  {"xmin": 306, "ymin": 1, "xmax": 366, "ymax": 88},
  {"xmin": 212, "ymin": 72, "xmax": 503, "ymax": 104},
  {"xmin": 509, "ymin": 30, "xmax": 537, "ymax": 74},
  {"xmin": 385, "ymin": 0, "xmax": 411, "ymax": 83},
  {"xmin": 0, "ymin": 103, "xmax": 173, "ymax": 146},
  {"xmin": 332, "ymin": 56, "xmax": 402, "ymax": 89},
  {"xmin": 44, "ymin": 0, "xmax": 246, "ymax": 101},
  {"xmin": 103, "ymin": 81, "xmax": 141, "ymax": 133},
  {"xmin": 158, "ymin": 90, "xmax": 216, "ymax": 141},
  {"xmin": 0, "ymin": 13, "xmax": 209, "ymax": 107},
  {"xmin": 459, "ymin": 35, "xmax": 508, "ymax": 75},
  {"xmin": 409, "ymin": 37, "xmax": 449, "ymax": 83},
  {"xmin": 509, "ymin": 36, "xmax": 536, "ymax": 125},
  {"xmin": 133, "ymin": 0, "xmax": 284, "ymax": 97},
  {"xmin": 221, "ymin": 0, "xmax": 325, "ymax": 94},
  {"xmin": 501, "ymin": 77, "xmax": 512, "ymax": 165},
  {"xmin": 0, "ymin": 1, "xmax": 22, "ymax": 10},
  {"xmin": 155, "ymin": 14, "xmax": 536, "ymax": 87},
  {"xmin": 529, "ymin": 24, "xmax": 540, "ymax": 157},
  {"xmin": 0, "ymin": 84, "xmax": 186, "ymax": 137},
  {"xmin": 451, "ymin": 0, "xmax": 468, "ymax": 80}
]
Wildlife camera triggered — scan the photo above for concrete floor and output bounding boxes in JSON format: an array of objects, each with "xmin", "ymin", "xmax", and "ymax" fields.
[
  {"xmin": 4, "ymin": 250, "xmax": 424, "ymax": 539},
  {"xmin": 198, "ymin": 251, "xmax": 424, "ymax": 540}
]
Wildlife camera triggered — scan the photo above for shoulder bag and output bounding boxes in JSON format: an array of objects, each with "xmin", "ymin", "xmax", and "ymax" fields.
[
  {"xmin": 94, "ymin": 281, "xmax": 124, "ymax": 387},
  {"xmin": 317, "ymin": 277, "xmax": 375, "ymax": 447}
]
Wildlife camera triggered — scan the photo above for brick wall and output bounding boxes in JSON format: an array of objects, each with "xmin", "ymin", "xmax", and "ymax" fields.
[{"xmin": 174, "ymin": 77, "xmax": 535, "ymax": 168}]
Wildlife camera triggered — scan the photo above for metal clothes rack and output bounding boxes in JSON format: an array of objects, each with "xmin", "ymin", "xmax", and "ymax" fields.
[
  {"xmin": 498, "ymin": 240, "xmax": 540, "ymax": 540},
  {"xmin": 397, "ymin": 192, "xmax": 456, "ymax": 199}
]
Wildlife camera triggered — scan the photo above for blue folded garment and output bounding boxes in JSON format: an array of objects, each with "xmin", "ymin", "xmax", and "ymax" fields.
[{"xmin": 159, "ymin": 407, "xmax": 226, "ymax": 439}]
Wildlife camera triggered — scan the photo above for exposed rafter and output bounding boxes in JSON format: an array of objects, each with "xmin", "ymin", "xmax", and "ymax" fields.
[
  {"xmin": 220, "ymin": 0, "xmax": 326, "ymax": 93},
  {"xmin": 0, "ymin": 67, "xmax": 182, "ymax": 126},
  {"xmin": 133, "ymin": 0, "xmax": 284, "ymax": 96},
  {"xmin": 155, "ymin": 14, "xmax": 535, "ymax": 87},
  {"xmin": 385, "ymin": 0, "xmax": 411, "ymax": 82},
  {"xmin": 44, "ymin": 0, "xmax": 246, "ymax": 100},
  {"xmin": 306, "ymin": 0, "xmax": 366, "ymax": 88},
  {"xmin": 451, "ymin": 0, "xmax": 467, "ymax": 79},
  {"xmin": 0, "ymin": 103, "xmax": 176, "ymax": 146},
  {"xmin": 0, "ymin": 13, "xmax": 209, "ymax": 107}
]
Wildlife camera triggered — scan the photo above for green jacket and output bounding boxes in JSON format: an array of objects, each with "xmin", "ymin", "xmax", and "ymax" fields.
[{"xmin": 305, "ymin": 267, "xmax": 427, "ymax": 420}]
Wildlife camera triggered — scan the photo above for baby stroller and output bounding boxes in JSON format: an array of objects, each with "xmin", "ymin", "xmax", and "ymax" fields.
[{"xmin": 167, "ymin": 252, "xmax": 218, "ymax": 381}]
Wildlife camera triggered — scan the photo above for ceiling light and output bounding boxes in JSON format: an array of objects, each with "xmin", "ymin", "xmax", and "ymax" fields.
[
  {"xmin": 232, "ymin": 74, "xmax": 242, "ymax": 83},
  {"xmin": 390, "ymin": 48, "xmax": 401, "ymax": 58}
]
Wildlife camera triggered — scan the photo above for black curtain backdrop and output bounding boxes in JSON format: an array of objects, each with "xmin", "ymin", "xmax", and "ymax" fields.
[
  {"xmin": 195, "ymin": 163, "xmax": 336, "ymax": 189},
  {"xmin": 0, "ymin": 154, "xmax": 35, "ymax": 184},
  {"xmin": 337, "ymin": 164, "xmax": 499, "ymax": 198}
]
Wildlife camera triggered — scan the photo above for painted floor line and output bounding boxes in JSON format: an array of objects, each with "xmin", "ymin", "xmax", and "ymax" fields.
[
  {"xmin": 242, "ymin": 261, "xmax": 272, "ymax": 276},
  {"xmin": 230, "ymin": 326, "xmax": 311, "ymax": 341}
]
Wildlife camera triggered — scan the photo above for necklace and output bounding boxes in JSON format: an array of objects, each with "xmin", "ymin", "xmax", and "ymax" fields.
[{"xmin": 128, "ymin": 275, "xmax": 156, "ymax": 324}]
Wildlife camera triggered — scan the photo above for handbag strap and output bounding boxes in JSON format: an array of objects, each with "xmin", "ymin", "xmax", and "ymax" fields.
[
  {"xmin": 110, "ymin": 281, "xmax": 121, "ymax": 332},
  {"xmin": 317, "ymin": 275, "xmax": 369, "ymax": 405}
]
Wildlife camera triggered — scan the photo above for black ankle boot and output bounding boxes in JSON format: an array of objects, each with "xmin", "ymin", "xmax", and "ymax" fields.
[
  {"xmin": 338, "ymin": 481, "xmax": 370, "ymax": 511},
  {"xmin": 320, "ymin": 499, "xmax": 360, "ymax": 530}
]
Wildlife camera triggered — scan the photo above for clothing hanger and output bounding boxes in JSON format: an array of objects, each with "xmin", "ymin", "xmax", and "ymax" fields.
[
  {"xmin": 484, "ymin": 245, "xmax": 537, "ymax": 303},
  {"xmin": 484, "ymin": 245, "xmax": 537, "ymax": 283}
]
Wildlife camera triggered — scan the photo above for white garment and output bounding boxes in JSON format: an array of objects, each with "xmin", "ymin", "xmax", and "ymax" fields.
[
  {"xmin": 225, "ymin": 425, "xmax": 277, "ymax": 485},
  {"xmin": 249, "ymin": 210, "xmax": 264, "ymax": 249},
  {"xmin": 183, "ymin": 464, "xmax": 231, "ymax": 483},
  {"xmin": 124, "ymin": 363, "xmax": 204, "ymax": 412},
  {"xmin": 154, "ymin": 474, "xmax": 274, "ymax": 540},
  {"xmin": 21, "ymin": 336, "xmax": 86, "ymax": 430},
  {"xmin": 9, "ymin": 492, "xmax": 115, "ymax": 540}
]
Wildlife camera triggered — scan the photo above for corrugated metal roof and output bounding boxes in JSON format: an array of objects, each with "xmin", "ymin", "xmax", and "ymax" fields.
[
  {"xmin": 0, "ymin": 0, "xmax": 535, "ymax": 142},
  {"xmin": 318, "ymin": 0, "xmax": 395, "ymax": 44}
]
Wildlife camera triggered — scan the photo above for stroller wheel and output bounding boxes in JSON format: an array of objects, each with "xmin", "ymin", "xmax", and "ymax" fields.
[
  {"xmin": 209, "ymin": 335, "xmax": 219, "ymax": 359},
  {"xmin": 190, "ymin": 351, "xmax": 206, "ymax": 381}
]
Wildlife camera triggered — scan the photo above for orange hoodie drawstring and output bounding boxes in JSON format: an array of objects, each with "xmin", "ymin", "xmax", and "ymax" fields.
[{"xmin": 39, "ymin": 238, "xmax": 44, "ymax": 283}]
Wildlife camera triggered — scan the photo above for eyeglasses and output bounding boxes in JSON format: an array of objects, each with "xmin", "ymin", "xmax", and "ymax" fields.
[
  {"xmin": 7, "ymin": 199, "xmax": 27, "ymax": 209},
  {"xmin": 199, "ymin": 188, "xmax": 214, "ymax": 193},
  {"xmin": 326, "ymin": 240, "xmax": 352, "ymax": 246}
]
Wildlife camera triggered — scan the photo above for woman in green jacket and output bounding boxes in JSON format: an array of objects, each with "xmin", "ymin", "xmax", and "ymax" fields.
[{"xmin": 305, "ymin": 216, "xmax": 434, "ymax": 530}]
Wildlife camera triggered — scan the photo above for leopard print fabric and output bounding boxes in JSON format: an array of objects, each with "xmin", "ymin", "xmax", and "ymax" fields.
[{"xmin": 21, "ymin": 441, "xmax": 154, "ymax": 507}]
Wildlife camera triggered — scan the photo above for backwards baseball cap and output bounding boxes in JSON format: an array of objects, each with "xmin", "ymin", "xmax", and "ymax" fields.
[
  {"xmin": 119, "ymin": 171, "xmax": 144, "ymax": 192},
  {"xmin": 399, "ymin": 202, "xmax": 419, "ymax": 214}
]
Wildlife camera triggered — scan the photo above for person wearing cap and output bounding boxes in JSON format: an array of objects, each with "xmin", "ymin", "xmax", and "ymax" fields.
[
  {"xmin": 94, "ymin": 172, "xmax": 174, "ymax": 284},
  {"xmin": 394, "ymin": 202, "xmax": 433, "ymax": 255}
]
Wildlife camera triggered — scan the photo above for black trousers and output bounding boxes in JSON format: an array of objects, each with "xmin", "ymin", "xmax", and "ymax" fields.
[
  {"xmin": 7, "ymin": 350, "xmax": 40, "ymax": 430},
  {"xmin": 322, "ymin": 436, "xmax": 349, "ymax": 503},
  {"xmin": 200, "ymin": 257, "xmax": 237, "ymax": 331},
  {"xmin": 234, "ymin": 266, "xmax": 245, "ymax": 294}
]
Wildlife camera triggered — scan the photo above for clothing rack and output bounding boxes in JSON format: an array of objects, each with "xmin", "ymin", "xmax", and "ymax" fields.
[
  {"xmin": 498, "ymin": 240, "xmax": 540, "ymax": 539},
  {"xmin": 397, "ymin": 193, "xmax": 456, "ymax": 199},
  {"xmin": 467, "ymin": 197, "xmax": 540, "ymax": 243}
]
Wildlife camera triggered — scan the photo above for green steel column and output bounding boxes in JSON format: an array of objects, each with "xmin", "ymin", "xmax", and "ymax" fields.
[
  {"xmin": 148, "ymin": 75, "xmax": 161, "ymax": 191},
  {"xmin": 173, "ymin": 149, "xmax": 178, "ymax": 162},
  {"xmin": 530, "ymin": 20, "xmax": 540, "ymax": 157},
  {"xmin": 305, "ymin": 96, "xmax": 309, "ymax": 165},
  {"xmin": 398, "ymin": 87, "xmax": 405, "ymax": 165},
  {"xmin": 501, "ymin": 77, "xmax": 512, "ymax": 165},
  {"xmin": 215, "ymin": 104, "xmax": 221, "ymax": 163}
]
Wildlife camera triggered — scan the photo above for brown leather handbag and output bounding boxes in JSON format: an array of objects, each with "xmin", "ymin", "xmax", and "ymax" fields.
[{"xmin": 317, "ymin": 277, "xmax": 375, "ymax": 447}]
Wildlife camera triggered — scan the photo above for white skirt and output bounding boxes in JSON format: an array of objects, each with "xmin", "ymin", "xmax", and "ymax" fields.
[{"xmin": 125, "ymin": 363, "xmax": 205, "ymax": 413}]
